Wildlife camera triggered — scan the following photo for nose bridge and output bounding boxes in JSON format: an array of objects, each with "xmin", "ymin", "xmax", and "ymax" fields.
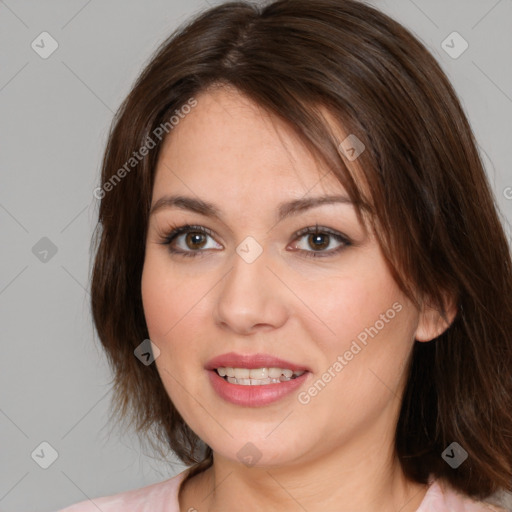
[{"xmin": 213, "ymin": 237, "xmax": 288, "ymax": 333}]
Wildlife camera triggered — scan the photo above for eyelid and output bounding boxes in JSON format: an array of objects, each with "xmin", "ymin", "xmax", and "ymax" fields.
[{"xmin": 294, "ymin": 224, "xmax": 348, "ymax": 239}]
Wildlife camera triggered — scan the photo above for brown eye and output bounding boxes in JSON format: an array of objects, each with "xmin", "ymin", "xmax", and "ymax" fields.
[
  {"xmin": 290, "ymin": 225, "xmax": 352, "ymax": 259},
  {"xmin": 160, "ymin": 224, "xmax": 222, "ymax": 257},
  {"xmin": 185, "ymin": 232, "xmax": 208, "ymax": 250},
  {"xmin": 307, "ymin": 233, "xmax": 330, "ymax": 251}
]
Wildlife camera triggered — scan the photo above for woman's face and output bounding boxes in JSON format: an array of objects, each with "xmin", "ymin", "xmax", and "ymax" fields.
[{"xmin": 141, "ymin": 86, "xmax": 439, "ymax": 469}]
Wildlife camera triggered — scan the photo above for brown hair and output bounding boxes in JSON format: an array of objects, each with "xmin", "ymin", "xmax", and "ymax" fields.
[{"xmin": 90, "ymin": 0, "xmax": 512, "ymax": 501}]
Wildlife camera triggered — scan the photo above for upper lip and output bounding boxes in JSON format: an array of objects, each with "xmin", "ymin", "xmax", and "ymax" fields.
[{"xmin": 205, "ymin": 352, "xmax": 311, "ymax": 372}]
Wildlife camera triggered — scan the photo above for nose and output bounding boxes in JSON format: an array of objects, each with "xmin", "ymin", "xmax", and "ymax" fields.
[{"xmin": 212, "ymin": 243, "xmax": 289, "ymax": 335}]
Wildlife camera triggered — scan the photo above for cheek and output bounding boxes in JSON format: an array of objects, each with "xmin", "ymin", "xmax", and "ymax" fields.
[
  {"xmin": 296, "ymin": 254, "xmax": 418, "ymax": 405},
  {"xmin": 296, "ymin": 254, "xmax": 404, "ymax": 351},
  {"xmin": 140, "ymin": 252, "xmax": 214, "ymax": 381},
  {"xmin": 141, "ymin": 252, "xmax": 202, "ymax": 340},
  {"xmin": 141, "ymin": 263, "xmax": 187, "ymax": 370},
  {"xmin": 294, "ymin": 273, "xmax": 416, "ymax": 441},
  {"xmin": 141, "ymin": 258, "xmax": 170, "ymax": 339},
  {"xmin": 141, "ymin": 256, "xmax": 204, "ymax": 415}
]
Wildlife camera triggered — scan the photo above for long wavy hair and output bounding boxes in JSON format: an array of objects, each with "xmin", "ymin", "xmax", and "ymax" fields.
[{"xmin": 90, "ymin": 0, "xmax": 512, "ymax": 501}]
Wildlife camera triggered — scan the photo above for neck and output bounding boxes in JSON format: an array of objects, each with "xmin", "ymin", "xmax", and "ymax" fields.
[{"xmin": 181, "ymin": 432, "xmax": 428, "ymax": 512}]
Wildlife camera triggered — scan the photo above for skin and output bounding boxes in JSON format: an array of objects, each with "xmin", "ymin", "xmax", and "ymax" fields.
[{"xmin": 141, "ymin": 85, "xmax": 456, "ymax": 512}]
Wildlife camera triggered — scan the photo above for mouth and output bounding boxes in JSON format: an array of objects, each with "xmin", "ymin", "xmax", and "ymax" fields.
[
  {"xmin": 207, "ymin": 366, "xmax": 310, "ymax": 406},
  {"xmin": 214, "ymin": 367, "xmax": 307, "ymax": 385},
  {"xmin": 205, "ymin": 353, "xmax": 311, "ymax": 405}
]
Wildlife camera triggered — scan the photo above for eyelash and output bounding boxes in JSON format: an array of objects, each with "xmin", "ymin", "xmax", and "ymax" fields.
[{"xmin": 158, "ymin": 223, "xmax": 351, "ymax": 259}]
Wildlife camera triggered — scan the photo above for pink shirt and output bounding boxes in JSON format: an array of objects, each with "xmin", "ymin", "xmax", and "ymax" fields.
[{"xmin": 56, "ymin": 469, "xmax": 508, "ymax": 511}]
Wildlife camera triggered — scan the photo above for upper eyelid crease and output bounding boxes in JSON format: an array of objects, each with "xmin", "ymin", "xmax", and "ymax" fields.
[{"xmin": 149, "ymin": 194, "xmax": 354, "ymax": 224}]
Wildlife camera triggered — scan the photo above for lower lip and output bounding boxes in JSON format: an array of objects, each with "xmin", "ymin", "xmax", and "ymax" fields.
[{"xmin": 207, "ymin": 370, "xmax": 310, "ymax": 407}]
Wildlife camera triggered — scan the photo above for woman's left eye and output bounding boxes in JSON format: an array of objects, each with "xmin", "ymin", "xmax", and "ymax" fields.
[
  {"xmin": 159, "ymin": 224, "xmax": 351, "ymax": 259},
  {"xmin": 289, "ymin": 225, "xmax": 351, "ymax": 259}
]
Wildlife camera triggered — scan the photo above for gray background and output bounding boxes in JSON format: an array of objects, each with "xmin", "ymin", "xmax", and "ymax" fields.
[{"xmin": 1, "ymin": 0, "xmax": 511, "ymax": 511}]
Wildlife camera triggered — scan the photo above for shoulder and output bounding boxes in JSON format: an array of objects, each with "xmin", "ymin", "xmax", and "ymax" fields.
[
  {"xmin": 55, "ymin": 469, "xmax": 188, "ymax": 512},
  {"xmin": 417, "ymin": 478, "xmax": 511, "ymax": 512}
]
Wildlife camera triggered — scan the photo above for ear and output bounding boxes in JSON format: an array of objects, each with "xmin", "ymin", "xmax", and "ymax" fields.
[{"xmin": 414, "ymin": 294, "xmax": 458, "ymax": 342}]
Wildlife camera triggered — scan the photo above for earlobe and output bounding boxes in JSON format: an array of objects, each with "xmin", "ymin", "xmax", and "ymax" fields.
[{"xmin": 414, "ymin": 296, "xmax": 459, "ymax": 342}]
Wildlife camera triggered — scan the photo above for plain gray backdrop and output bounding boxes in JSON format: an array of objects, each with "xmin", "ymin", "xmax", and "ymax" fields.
[{"xmin": 1, "ymin": 0, "xmax": 511, "ymax": 511}]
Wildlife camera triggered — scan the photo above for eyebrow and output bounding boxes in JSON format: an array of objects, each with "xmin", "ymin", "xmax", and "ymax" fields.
[{"xmin": 149, "ymin": 194, "xmax": 353, "ymax": 223}]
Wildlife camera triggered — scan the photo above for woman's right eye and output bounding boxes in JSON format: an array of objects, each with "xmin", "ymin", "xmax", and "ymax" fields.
[{"xmin": 160, "ymin": 224, "xmax": 223, "ymax": 257}]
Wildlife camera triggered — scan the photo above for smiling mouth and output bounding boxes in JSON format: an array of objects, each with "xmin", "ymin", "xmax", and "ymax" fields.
[{"xmin": 214, "ymin": 367, "xmax": 307, "ymax": 385}]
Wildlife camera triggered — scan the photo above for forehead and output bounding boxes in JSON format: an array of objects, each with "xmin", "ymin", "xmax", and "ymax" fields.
[{"xmin": 153, "ymin": 87, "xmax": 350, "ymax": 201}]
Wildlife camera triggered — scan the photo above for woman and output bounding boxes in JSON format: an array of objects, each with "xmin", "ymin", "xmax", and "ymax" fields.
[{"xmin": 59, "ymin": 0, "xmax": 512, "ymax": 510}]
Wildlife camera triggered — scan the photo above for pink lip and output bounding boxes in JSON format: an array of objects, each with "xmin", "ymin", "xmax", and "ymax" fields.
[
  {"xmin": 205, "ymin": 352, "xmax": 312, "ymax": 407},
  {"xmin": 207, "ymin": 369, "xmax": 310, "ymax": 407},
  {"xmin": 204, "ymin": 352, "xmax": 311, "ymax": 372}
]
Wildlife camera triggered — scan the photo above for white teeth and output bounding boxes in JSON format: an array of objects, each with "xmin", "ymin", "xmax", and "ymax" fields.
[
  {"xmin": 226, "ymin": 377, "xmax": 283, "ymax": 385},
  {"xmin": 268, "ymin": 367, "xmax": 283, "ymax": 378},
  {"xmin": 216, "ymin": 367, "xmax": 306, "ymax": 385},
  {"xmin": 250, "ymin": 368, "xmax": 268, "ymax": 379}
]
